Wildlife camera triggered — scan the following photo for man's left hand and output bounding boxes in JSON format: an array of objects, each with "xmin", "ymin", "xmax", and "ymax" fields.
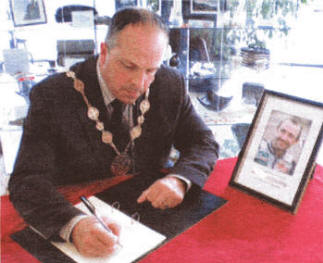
[{"xmin": 137, "ymin": 177, "xmax": 186, "ymax": 209}]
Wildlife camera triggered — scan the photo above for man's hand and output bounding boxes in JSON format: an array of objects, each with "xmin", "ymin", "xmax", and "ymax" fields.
[
  {"xmin": 71, "ymin": 216, "xmax": 120, "ymax": 257},
  {"xmin": 137, "ymin": 176, "xmax": 186, "ymax": 209}
]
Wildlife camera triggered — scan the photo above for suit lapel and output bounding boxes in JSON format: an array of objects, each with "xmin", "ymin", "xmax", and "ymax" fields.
[
  {"xmin": 74, "ymin": 57, "xmax": 115, "ymax": 165},
  {"xmin": 71, "ymin": 59, "xmax": 173, "ymax": 170}
]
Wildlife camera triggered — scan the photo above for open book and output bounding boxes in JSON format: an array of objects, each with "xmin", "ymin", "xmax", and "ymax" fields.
[
  {"xmin": 12, "ymin": 177, "xmax": 227, "ymax": 262},
  {"xmin": 46, "ymin": 196, "xmax": 165, "ymax": 263}
]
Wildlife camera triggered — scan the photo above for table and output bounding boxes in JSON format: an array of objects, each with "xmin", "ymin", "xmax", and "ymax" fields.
[
  {"xmin": 2, "ymin": 158, "xmax": 323, "ymax": 263},
  {"xmin": 142, "ymin": 158, "xmax": 323, "ymax": 263}
]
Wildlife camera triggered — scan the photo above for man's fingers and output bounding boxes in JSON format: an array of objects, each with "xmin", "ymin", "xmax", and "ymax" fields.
[
  {"xmin": 151, "ymin": 177, "xmax": 185, "ymax": 209},
  {"xmin": 153, "ymin": 199, "xmax": 169, "ymax": 210},
  {"xmin": 108, "ymin": 223, "xmax": 121, "ymax": 236},
  {"xmin": 138, "ymin": 186, "xmax": 162, "ymax": 205},
  {"xmin": 137, "ymin": 177, "xmax": 185, "ymax": 209},
  {"xmin": 72, "ymin": 217, "xmax": 119, "ymax": 257},
  {"xmin": 137, "ymin": 189, "xmax": 149, "ymax": 203},
  {"xmin": 150, "ymin": 192, "xmax": 168, "ymax": 208},
  {"xmin": 101, "ymin": 217, "xmax": 121, "ymax": 236},
  {"xmin": 90, "ymin": 232, "xmax": 116, "ymax": 256},
  {"xmin": 96, "ymin": 226, "xmax": 118, "ymax": 247}
]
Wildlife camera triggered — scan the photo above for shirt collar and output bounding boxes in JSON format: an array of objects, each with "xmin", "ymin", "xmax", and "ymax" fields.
[
  {"xmin": 96, "ymin": 59, "xmax": 137, "ymax": 107},
  {"xmin": 96, "ymin": 59, "xmax": 115, "ymax": 107}
]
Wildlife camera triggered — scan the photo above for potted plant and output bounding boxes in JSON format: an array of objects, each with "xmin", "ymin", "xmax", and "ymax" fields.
[{"xmin": 224, "ymin": 0, "xmax": 311, "ymax": 68}]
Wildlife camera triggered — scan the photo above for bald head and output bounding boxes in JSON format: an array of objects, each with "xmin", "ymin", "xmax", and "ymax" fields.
[{"xmin": 105, "ymin": 7, "xmax": 169, "ymax": 48}]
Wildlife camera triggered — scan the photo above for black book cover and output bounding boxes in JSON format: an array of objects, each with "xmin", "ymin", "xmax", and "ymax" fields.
[{"xmin": 11, "ymin": 175, "xmax": 227, "ymax": 262}]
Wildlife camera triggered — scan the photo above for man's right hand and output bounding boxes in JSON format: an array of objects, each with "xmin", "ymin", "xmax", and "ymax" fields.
[{"xmin": 71, "ymin": 216, "xmax": 120, "ymax": 257}]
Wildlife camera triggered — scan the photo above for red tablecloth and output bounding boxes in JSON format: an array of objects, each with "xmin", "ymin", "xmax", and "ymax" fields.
[
  {"xmin": 1, "ymin": 175, "xmax": 129, "ymax": 263},
  {"xmin": 142, "ymin": 158, "xmax": 323, "ymax": 263},
  {"xmin": 2, "ymin": 158, "xmax": 323, "ymax": 263}
]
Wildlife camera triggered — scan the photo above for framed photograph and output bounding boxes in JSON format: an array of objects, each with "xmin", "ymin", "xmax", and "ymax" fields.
[
  {"xmin": 191, "ymin": 0, "xmax": 218, "ymax": 14},
  {"xmin": 147, "ymin": 0, "xmax": 161, "ymax": 15},
  {"xmin": 10, "ymin": 0, "xmax": 47, "ymax": 27},
  {"xmin": 115, "ymin": 0, "xmax": 138, "ymax": 10},
  {"xmin": 230, "ymin": 90, "xmax": 323, "ymax": 213},
  {"xmin": 182, "ymin": 0, "xmax": 226, "ymax": 21}
]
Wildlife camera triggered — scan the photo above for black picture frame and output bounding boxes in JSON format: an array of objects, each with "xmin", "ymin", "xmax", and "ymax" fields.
[
  {"xmin": 229, "ymin": 90, "xmax": 323, "ymax": 214},
  {"xmin": 182, "ymin": 0, "xmax": 226, "ymax": 21},
  {"xmin": 115, "ymin": 0, "xmax": 138, "ymax": 10},
  {"xmin": 10, "ymin": 0, "xmax": 47, "ymax": 27},
  {"xmin": 147, "ymin": 0, "xmax": 161, "ymax": 15}
]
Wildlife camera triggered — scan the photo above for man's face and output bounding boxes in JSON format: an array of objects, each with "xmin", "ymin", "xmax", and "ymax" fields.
[
  {"xmin": 99, "ymin": 24, "xmax": 168, "ymax": 104},
  {"xmin": 272, "ymin": 119, "xmax": 301, "ymax": 152}
]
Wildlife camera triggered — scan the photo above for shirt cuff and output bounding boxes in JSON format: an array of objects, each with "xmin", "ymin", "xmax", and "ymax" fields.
[
  {"xmin": 59, "ymin": 214, "xmax": 88, "ymax": 242},
  {"xmin": 166, "ymin": 174, "xmax": 192, "ymax": 192}
]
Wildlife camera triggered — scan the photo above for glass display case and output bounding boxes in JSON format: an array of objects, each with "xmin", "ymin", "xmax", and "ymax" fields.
[
  {"xmin": 162, "ymin": 0, "xmax": 323, "ymax": 158},
  {"xmin": 0, "ymin": 0, "xmax": 322, "ymax": 174}
]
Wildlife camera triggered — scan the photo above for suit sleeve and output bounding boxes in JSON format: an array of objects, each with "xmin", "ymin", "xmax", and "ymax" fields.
[
  {"xmin": 169, "ymin": 75, "xmax": 219, "ymax": 188},
  {"xmin": 8, "ymin": 83, "xmax": 84, "ymax": 241}
]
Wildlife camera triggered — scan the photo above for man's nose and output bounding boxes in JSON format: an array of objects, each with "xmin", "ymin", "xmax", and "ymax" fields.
[
  {"xmin": 131, "ymin": 71, "xmax": 146, "ymax": 89},
  {"xmin": 280, "ymin": 133, "xmax": 289, "ymax": 142}
]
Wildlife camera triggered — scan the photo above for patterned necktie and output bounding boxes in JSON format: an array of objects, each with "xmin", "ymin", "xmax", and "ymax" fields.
[{"xmin": 110, "ymin": 99, "xmax": 130, "ymax": 152}]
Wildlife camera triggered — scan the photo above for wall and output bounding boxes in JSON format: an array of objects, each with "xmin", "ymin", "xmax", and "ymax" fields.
[{"xmin": 1, "ymin": 0, "xmax": 115, "ymax": 62}]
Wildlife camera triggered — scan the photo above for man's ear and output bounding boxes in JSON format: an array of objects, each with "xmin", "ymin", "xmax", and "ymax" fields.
[{"xmin": 99, "ymin": 42, "xmax": 108, "ymax": 66}]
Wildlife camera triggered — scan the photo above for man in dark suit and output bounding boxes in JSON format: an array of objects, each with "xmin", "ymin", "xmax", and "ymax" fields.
[{"xmin": 9, "ymin": 8, "xmax": 218, "ymax": 257}]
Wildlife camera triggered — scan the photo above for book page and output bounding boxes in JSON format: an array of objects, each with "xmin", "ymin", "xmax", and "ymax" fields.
[{"xmin": 51, "ymin": 196, "xmax": 166, "ymax": 263}]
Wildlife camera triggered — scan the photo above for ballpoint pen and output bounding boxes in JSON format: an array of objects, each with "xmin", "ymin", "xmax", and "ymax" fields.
[{"xmin": 80, "ymin": 196, "xmax": 122, "ymax": 247}]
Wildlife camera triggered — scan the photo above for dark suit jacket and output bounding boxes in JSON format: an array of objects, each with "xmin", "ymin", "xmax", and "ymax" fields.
[{"xmin": 9, "ymin": 56, "xmax": 219, "ymax": 240}]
